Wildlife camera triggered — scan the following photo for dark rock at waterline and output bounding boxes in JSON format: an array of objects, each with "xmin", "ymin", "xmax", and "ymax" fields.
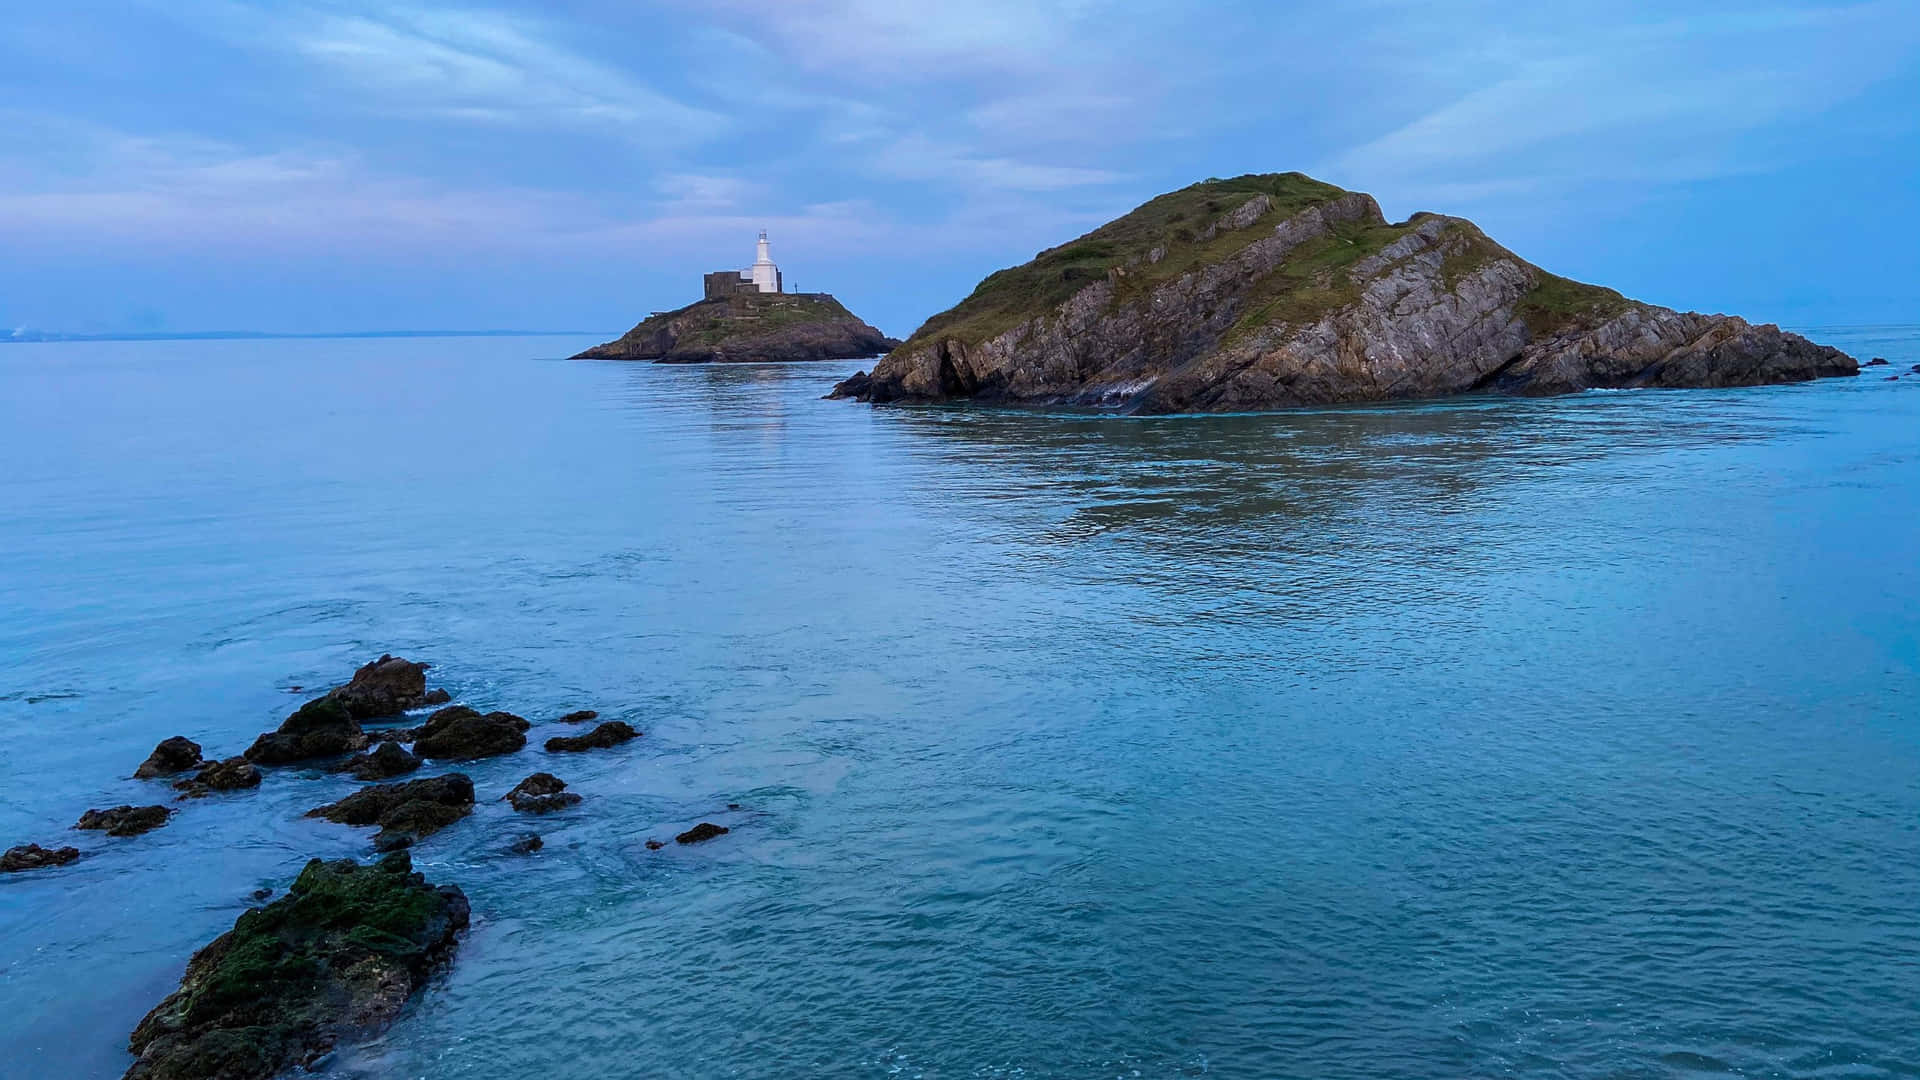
[
  {"xmin": 645, "ymin": 839, "xmax": 665, "ymax": 850},
  {"xmin": 545, "ymin": 721, "xmax": 639, "ymax": 753},
  {"xmin": 2, "ymin": 843, "xmax": 81, "ymax": 873},
  {"xmin": 245, "ymin": 697, "xmax": 367, "ymax": 765},
  {"xmin": 504, "ymin": 772, "xmax": 582, "ymax": 814},
  {"xmin": 174, "ymin": 757, "xmax": 263, "ymax": 798},
  {"xmin": 251, "ymin": 887, "xmax": 274, "ymax": 901},
  {"xmin": 134, "ymin": 736, "xmax": 204, "ymax": 779},
  {"xmin": 827, "ymin": 369, "xmax": 872, "ymax": 400},
  {"xmin": 411, "ymin": 706, "xmax": 529, "ymax": 761},
  {"xmin": 1867, "ymin": 357, "xmax": 1889, "ymax": 365},
  {"xmin": 308, "ymin": 773, "xmax": 475, "ymax": 851},
  {"xmin": 574, "ymin": 292, "xmax": 899, "ymax": 364},
  {"xmin": 123, "ymin": 852, "xmax": 467, "ymax": 1080},
  {"xmin": 422, "ymin": 688, "xmax": 452, "ymax": 707},
  {"xmin": 330, "ymin": 740, "xmax": 421, "ymax": 781},
  {"xmin": 557, "ymin": 709, "xmax": 599, "ymax": 724},
  {"xmin": 75, "ymin": 805, "xmax": 173, "ymax": 838},
  {"xmin": 508, "ymin": 833, "xmax": 543, "ymax": 855},
  {"xmin": 675, "ymin": 822, "xmax": 729, "ymax": 845},
  {"xmin": 326, "ymin": 654, "xmax": 442, "ymax": 721}
]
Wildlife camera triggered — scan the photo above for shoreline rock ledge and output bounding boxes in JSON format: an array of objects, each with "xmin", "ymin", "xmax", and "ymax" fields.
[
  {"xmin": 574, "ymin": 292, "xmax": 899, "ymax": 364},
  {"xmin": 830, "ymin": 172, "xmax": 1856, "ymax": 412}
]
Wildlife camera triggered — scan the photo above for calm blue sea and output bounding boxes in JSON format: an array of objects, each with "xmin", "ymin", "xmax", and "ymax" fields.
[{"xmin": 0, "ymin": 327, "xmax": 1916, "ymax": 1080}]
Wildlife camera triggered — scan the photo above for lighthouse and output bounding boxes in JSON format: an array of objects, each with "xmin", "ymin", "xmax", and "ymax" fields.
[{"xmin": 749, "ymin": 231, "xmax": 782, "ymax": 293}]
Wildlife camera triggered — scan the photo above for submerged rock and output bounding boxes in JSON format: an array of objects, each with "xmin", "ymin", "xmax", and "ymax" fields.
[
  {"xmin": 245, "ymin": 698, "xmax": 367, "ymax": 766},
  {"xmin": 330, "ymin": 740, "xmax": 421, "ymax": 781},
  {"xmin": 174, "ymin": 757, "xmax": 263, "ymax": 798},
  {"xmin": 75, "ymin": 805, "xmax": 173, "ymax": 838},
  {"xmin": 837, "ymin": 172, "xmax": 1855, "ymax": 412},
  {"xmin": 675, "ymin": 822, "xmax": 729, "ymax": 845},
  {"xmin": 645, "ymin": 839, "xmax": 665, "ymax": 851},
  {"xmin": 307, "ymin": 774, "xmax": 475, "ymax": 851},
  {"xmin": 544, "ymin": 721, "xmax": 639, "ymax": 753},
  {"xmin": 1867, "ymin": 357, "xmax": 1889, "ymax": 365},
  {"xmin": 508, "ymin": 833, "xmax": 543, "ymax": 855},
  {"xmin": 123, "ymin": 851, "xmax": 468, "ymax": 1080},
  {"xmin": 503, "ymin": 772, "xmax": 582, "ymax": 814},
  {"xmin": 411, "ymin": 706, "xmax": 529, "ymax": 761},
  {"xmin": 557, "ymin": 709, "xmax": 599, "ymax": 724},
  {"xmin": 134, "ymin": 737, "xmax": 204, "ymax": 779},
  {"xmin": 1, "ymin": 843, "xmax": 81, "ymax": 873}
]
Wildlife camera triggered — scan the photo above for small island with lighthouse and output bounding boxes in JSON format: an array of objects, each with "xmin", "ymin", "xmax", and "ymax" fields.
[{"xmin": 573, "ymin": 232, "xmax": 899, "ymax": 363}]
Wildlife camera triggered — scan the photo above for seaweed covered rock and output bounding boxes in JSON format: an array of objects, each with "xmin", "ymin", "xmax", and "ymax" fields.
[
  {"xmin": 544, "ymin": 721, "xmax": 639, "ymax": 753},
  {"xmin": 2, "ymin": 843, "xmax": 80, "ymax": 873},
  {"xmin": 330, "ymin": 741, "xmax": 421, "ymax": 781},
  {"xmin": 410, "ymin": 706, "xmax": 529, "ymax": 761},
  {"xmin": 174, "ymin": 757, "xmax": 262, "ymax": 798},
  {"xmin": 123, "ymin": 851, "xmax": 468, "ymax": 1080},
  {"xmin": 307, "ymin": 774, "xmax": 475, "ymax": 851},
  {"xmin": 134, "ymin": 737, "xmax": 204, "ymax": 779},
  {"xmin": 75, "ymin": 805, "xmax": 173, "ymax": 837},
  {"xmin": 245, "ymin": 698, "xmax": 367, "ymax": 766},
  {"xmin": 675, "ymin": 822, "xmax": 730, "ymax": 845},
  {"xmin": 503, "ymin": 773, "xmax": 582, "ymax": 814}
]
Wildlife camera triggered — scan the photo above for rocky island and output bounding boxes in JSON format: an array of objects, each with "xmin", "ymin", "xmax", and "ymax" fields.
[
  {"xmin": 575, "ymin": 231, "xmax": 898, "ymax": 363},
  {"xmin": 831, "ymin": 172, "xmax": 1855, "ymax": 411}
]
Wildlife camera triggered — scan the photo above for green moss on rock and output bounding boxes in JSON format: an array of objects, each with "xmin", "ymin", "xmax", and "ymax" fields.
[{"xmin": 126, "ymin": 852, "xmax": 468, "ymax": 1080}]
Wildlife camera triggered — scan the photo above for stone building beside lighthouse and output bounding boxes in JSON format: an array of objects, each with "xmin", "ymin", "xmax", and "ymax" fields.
[{"xmin": 704, "ymin": 231, "xmax": 784, "ymax": 299}]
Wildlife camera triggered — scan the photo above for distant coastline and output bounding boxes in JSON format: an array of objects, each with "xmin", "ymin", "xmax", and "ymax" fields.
[{"xmin": 3, "ymin": 329, "xmax": 607, "ymax": 345}]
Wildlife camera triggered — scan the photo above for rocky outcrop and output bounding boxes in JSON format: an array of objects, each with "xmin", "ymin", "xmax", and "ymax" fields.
[
  {"xmin": 557, "ymin": 710, "xmax": 598, "ymax": 724},
  {"xmin": 326, "ymin": 654, "xmax": 444, "ymax": 720},
  {"xmin": 574, "ymin": 292, "xmax": 898, "ymax": 364},
  {"xmin": 134, "ymin": 737, "xmax": 204, "ymax": 779},
  {"xmin": 174, "ymin": 757, "xmax": 262, "ymax": 798},
  {"xmin": 2, "ymin": 843, "xmax": 80, "ymax": 873},
  {"xmin": 307, "ymin": 774, "xmax": 475, "ymax": 851},
  {"xmin": 833, "ymin": 172, "xmax": 1855, "ymax": 412},
  {"xmin": 75, "ymin": 805, "xmax": 173, "ymax": 837},
  {"xmin": 245, "ymin": 698, "xmax": 367, "ymax": 765},
  {"xmin": 675, "ymin": 822, "xmax": 729, "ymax": 845},
  {"xmin": 544, "ymin": 720, "xmax": 638, "ymax": 753},
  {"xmin": 330, "ymin": 740, "xmax": 421, "ymax": 781},
  {"xmin": 123, "ymin": 852, "xmax": 467, "ymax": 1080},
  {"xmin": 503, "ymin": 772, "xmax": 582, "ymax": 814},
  {"xmin": 410, "ymin": 706, "xmax": 529, "ymax": 761}
]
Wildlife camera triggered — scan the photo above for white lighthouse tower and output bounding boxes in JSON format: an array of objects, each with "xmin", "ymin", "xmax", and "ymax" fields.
[{"xmin": 749, "ymin": 230, "xmax": 781, "ymax": 293}]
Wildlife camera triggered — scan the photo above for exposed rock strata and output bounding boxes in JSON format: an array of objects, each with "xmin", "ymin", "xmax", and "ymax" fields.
[
  {"xmin": 544, "ymin": 721, "xmax": 638, "ymax": 753},
  {"xmin": 833, "ymin": 172, "xmax": 1855, "ymax": 412},
  {"xmin": 574, "ymin": 292, "xmax": 898, "ymax": 363},
  {"xmin": 307, "ymin": 774, "xmax": 475, "ymax": 851},
  {"xmin": 123, "ymin": 852, "xmax": 467, "ymax": 1080},
  {"xmin": 75, "ymin": 805, "xmax": 173, "ymax": 837}
]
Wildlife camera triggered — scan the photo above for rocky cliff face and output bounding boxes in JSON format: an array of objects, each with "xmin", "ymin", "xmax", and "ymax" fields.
[
  {"xmin": 832, "ymin": 173, "xmax": 1854, "ymax": 412},
  {"xmin": 576, "ymin": 292, "xmax": 898, "ymax": 364}
]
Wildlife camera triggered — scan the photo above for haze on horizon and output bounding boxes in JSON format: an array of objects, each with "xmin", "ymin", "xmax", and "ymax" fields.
[{"xmin": 3, "ymin": 0, "xmax": 1916, "ymax": 338}]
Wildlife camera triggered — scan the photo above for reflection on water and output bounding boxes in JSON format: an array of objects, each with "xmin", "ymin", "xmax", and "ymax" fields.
[{"xmin": 0, "ymin": 334, "xmax": 1916, "ymax": 1080}]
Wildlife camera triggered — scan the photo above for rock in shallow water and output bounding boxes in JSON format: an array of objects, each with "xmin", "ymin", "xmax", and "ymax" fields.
[
  {"xmin": 544, "ymin": 721, "xmax": 639, "ymax": 753},
  {"xmin": 504, "ymin": 772, "xmax": 582, "ymax": 814},
  {"xmin": 123, "ymin": 851, "xmax": 468, "ymax": 1080},
  {"xmin": 245, "ymin": 697, "xmax": 367, "ymax": 766},
  {"xmin": 134, "ymin": 737, "xmax": 204, "ymax": 779},
  {"xmin": 75, "ymin": 805, "xmax": 173, "ymax": 837},
  {"xmin": 173, "ymin": 757, "xmax": 262, "ymax": 798},
  {"xmin": 1, "ymin": 843, "xmax": 81, "ymax": 873},
  {"xmin": 307, "ymin": 774, "xmax": 475, "ymax": 851},
  {"xmin": 675, "ymin": 822, "xmax": 729, "ymax": 845},
  {"xmin": 330, "ymin": 740, "xmax": 421, "ymax": 781},
  {"xmin": 557, "ymin": 709, "xmax": 598, "ymax": 723},
  {"xmin": 508, "ymin": 833, "xmax": 543, "ymax": 855},
  {"xmin": 411, "ymin": 706, "xmax": 529, "ymax": 761}
]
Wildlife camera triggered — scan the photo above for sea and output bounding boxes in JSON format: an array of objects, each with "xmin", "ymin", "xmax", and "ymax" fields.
[{"xmin": 0, "ymin": 326, "xmax": 1915, "ymax": 1079}]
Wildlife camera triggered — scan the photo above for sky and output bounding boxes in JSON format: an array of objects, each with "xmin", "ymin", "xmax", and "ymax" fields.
[{"xmin": 3, "ymin": 0, "xmax": 1917, "ymax": 337}]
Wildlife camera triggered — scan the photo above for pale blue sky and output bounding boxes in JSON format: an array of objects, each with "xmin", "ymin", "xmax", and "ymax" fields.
[{"xmin": 3, "ymin": 1, "xmax": 1916, "ymax": 335}]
